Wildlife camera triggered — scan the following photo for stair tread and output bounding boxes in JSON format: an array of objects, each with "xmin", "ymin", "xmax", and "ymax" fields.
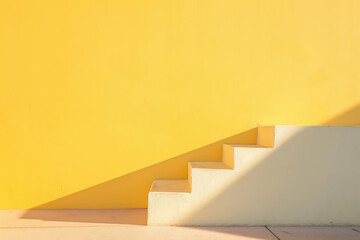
[
  {"xmin": 189, "ymin": 161, "xmax": 231, "ymax": 169},
  {"xmin": 150, "ymin": 179, "xmax": 190, "ymax": 193},
  {"xmin": 224, "ymin": 144, "xmax": 266, "ymax": 148}
]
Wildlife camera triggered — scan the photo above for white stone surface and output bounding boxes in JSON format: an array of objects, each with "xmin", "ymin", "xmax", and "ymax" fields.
[{"xmin": 148, "ymin": 126, "xmax": 360, "ymax": 226}]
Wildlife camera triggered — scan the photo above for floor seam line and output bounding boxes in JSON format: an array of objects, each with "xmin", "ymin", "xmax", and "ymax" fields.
[{"xmin": 265, "ymin": 226, "xmax": 281, "ymax": 240}]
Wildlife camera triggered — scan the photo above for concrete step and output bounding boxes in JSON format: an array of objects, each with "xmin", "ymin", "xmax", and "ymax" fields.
[
  {"xmin": 150, "ymin": 180, "xmax": 190, "ymax": 193},
  {"xmin": 148, "ymin": 126, "xmax": 360, "ymax": 226},
  {"xmin": 188, "ymin": 161, "xmax": 231, "ymax": 170}
]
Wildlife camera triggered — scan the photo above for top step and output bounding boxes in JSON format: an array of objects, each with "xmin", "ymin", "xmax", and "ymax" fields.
[{"xmin": 224, "ymin": 144, "xmax": 266, "ymax": 148}]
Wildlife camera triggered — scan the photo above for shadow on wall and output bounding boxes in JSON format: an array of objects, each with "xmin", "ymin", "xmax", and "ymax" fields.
[
  {"xmin": 21, "ymin": 104, "xmax": 360, "ymax": 225},
  {"xmin": 179, "ymin": 126, "xmax": 360, "ymax": 225},
  {"xmin": 179, "ymin": 104, "xmax": 360, "ymax": 226},
  {"xmin": 324, "ymin": 104, "xmax": 360, "ymax": 125},
  {"xmin": 21, "ymin": 128, "xmax": 257, "ymax": 223}
]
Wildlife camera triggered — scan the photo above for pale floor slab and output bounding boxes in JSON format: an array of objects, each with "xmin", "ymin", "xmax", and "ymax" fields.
[
  {"xmin": 269, "ymin": 227, "xmax": 360, "ymax": 240},
  {"xmin": 0, "ymin": 227, "xmax": 278, "ymax": 240},
  {"xmin": 0, "ymin": 210, "xmax": 359, "ymax": 240}
]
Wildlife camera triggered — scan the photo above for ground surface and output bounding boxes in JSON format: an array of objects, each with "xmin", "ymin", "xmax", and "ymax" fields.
[{"xmin": 0, "ymin": 210, "xmax": 359, "ymax": 240}]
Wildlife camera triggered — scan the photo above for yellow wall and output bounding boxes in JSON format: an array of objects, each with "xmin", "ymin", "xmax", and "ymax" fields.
[{"xmin": 0, "ymin": 0, "xmax": 359, "ymax": 209}]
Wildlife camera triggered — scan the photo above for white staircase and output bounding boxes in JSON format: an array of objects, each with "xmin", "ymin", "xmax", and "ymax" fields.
[{"xmin": 148, "ymin": 126, "xmax": 360, "ymax": 226}]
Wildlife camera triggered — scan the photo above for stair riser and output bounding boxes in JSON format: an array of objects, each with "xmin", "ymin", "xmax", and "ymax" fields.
[{"xmin": 148, "ymin": 193, "xmax": 191, "ymax": 226}]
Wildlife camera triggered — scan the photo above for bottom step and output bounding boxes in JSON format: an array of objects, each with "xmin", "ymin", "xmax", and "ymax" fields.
[{"xmin": 150, "ymin": 180, "xmax": 190, "ymax": 193}]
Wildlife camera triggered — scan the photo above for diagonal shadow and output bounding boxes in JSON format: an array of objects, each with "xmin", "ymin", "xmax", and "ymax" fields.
[
  {"xmin": 178, "ymin": 104, "xmax": 360, "ymax": 227},
  {"xmin": 21, "ymin": 103, "xmax": 360, "ymax": 228},
  {"xmin": 21, "ymin": 128, "xmax": 257, "ymax": 224},
  {"xmin": 324, "ymin": 104, "xmax": 360, "ymax": 126}
]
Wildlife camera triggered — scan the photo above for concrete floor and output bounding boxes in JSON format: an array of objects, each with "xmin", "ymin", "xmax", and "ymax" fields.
[{"xmin": 0, "ymin": 210, "xmax": 359, "ymax": 240}]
